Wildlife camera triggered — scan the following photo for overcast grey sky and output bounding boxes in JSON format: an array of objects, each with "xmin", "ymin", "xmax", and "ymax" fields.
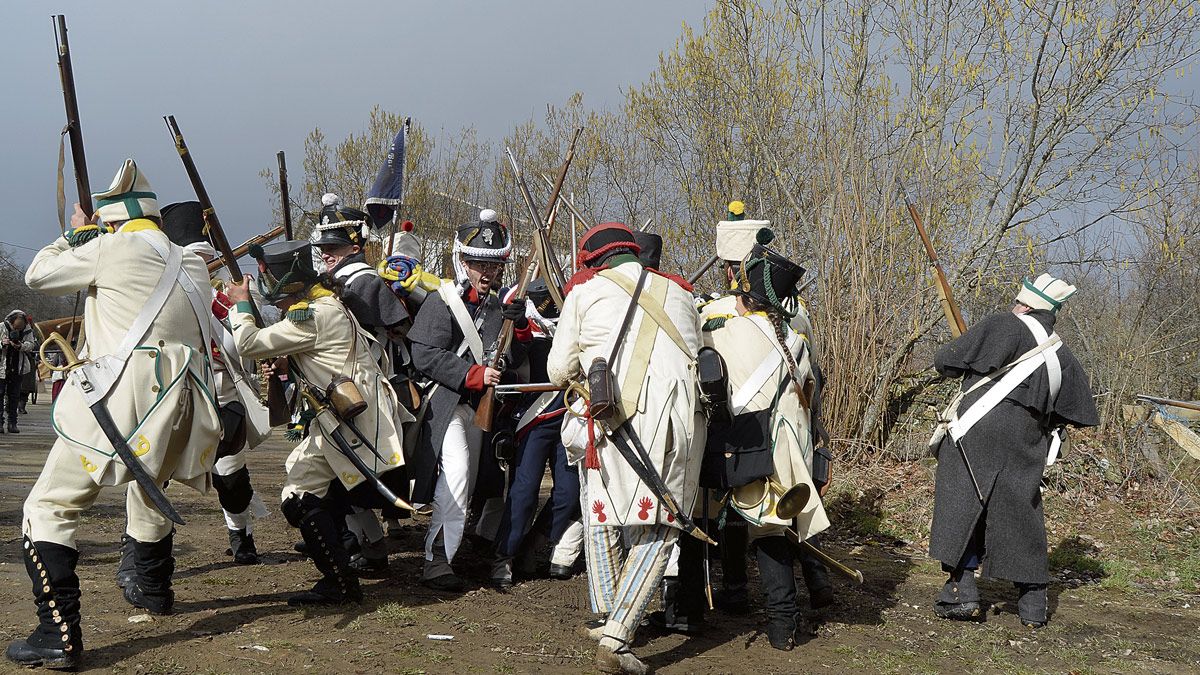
[{"xmin": 1, "ymin": 0, "xmax": 710, "ymax": 263}]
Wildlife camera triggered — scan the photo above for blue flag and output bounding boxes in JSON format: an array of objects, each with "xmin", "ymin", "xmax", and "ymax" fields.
[{"xmin": 364, "ymin": 118, "xmax": 409, "ymax": 228}]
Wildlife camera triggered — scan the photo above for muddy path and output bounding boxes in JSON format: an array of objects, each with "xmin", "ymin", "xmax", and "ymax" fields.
[{"xmin": 1, "ymin": 399, "xmax": 1196, "ymax": 674}]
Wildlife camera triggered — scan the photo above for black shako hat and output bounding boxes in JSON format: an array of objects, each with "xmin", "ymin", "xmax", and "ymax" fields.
[
  {"xmin": 313, "ymin": 193, "xmax": 369, "ymax": 248},
  {"xmin": 526, "ymin": 278, "xmax": 560, "ymax": 319},
  {"xmin": 633, "ymin": 231, "xmax": 662, "ymax": 270},
  {"xmin": 455, "ymin": 209, "xmax": 512, "ymax": 262},
  {"xmin": 160, "ymin": 201, "xmax": 209, "ymax": 247},
  {"xmin": 250, "ymin": 240, "xmax": 320, "ymax": 301},
  {"xmin": 737, "ymin": 232, "xmax": 806, "ymax": 318}
]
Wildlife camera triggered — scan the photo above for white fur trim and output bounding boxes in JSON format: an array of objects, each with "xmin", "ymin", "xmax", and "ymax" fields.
[
  {"xmin": 321, "ymin": 193, "xmax": 341, "ymax": 206},
  {"xmin": 454, "ymin": 239, "xmax": 512, "ymax": 260},
  {"xmin": 315, "ymin": 220, "xmax": 367, "ymax": 232}
]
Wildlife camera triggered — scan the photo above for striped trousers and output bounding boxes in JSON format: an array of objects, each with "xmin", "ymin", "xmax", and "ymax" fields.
[{"xmin": 585, "ymin": 518, "xmax": 679, "ymax": 643}]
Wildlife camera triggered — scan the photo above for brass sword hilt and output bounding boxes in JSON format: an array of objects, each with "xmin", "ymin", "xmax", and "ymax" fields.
[{"xmin": 39, "ymin": 331, "xmax": 87, "ymax": 372}]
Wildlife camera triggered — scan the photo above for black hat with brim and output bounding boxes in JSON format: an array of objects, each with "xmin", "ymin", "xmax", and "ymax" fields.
[
  {"xmin": 313, "ymin": 225, "xmax": 360, "ymax": 248},
  {"xmin": 250, "ymin": 240, "xmax": 320, "ymax": 300},
  {"xmin": 160, "ymin": 201, "xmax": 209, "ymax": 247},
  {"xmin": 737, "ymin": 243, "xmax": 806, "ymax": 318},
  {"xmin": 526, "ymin": 278, "xmax": 560, "ymax": 319}
]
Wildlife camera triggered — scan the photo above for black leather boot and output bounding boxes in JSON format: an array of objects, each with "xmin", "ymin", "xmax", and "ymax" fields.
[
  {"xmin": 756, "ymin": 536, "xmax": 799, "ymax": 651},
  {"xmin": 115, "ymin": 534, "xmax": 137, "ymax": 589},
  {"xmin": 288, "ymin": 505, "xmax": 362, "ymax": 606},
  {"xmin": 1016, "ymin": 582, "xmax": 1048, "ymax": 628},
  {"xmin": 5, "ymin": 539, "xmax": 83, "ymax": 670},
  {"xmin": 799, "ymin": 547, "xmax": 835, "ymax": 610},
  {"xmin": 716, "ymin": 517, "xmax": 750, "ymax": 615},
  {"xmin": 123, "ymin": 533, "xmax": 176, "ymax": 615},
  {"xmin": 227, "ymin": 529, "xmax": 259, "ymax": 565},
  {"xmin": 934, "ymin": 568, "xmax": 982, "ymax": 621}
]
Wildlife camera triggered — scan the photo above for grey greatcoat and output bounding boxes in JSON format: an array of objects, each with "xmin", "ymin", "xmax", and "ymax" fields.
[
  {"xmin": 929, "ymin": 310, "xmax": 1098, "ymax": 583},
  {"xmin": 407, "ymin": 284, "xmax": 521, "ymax": 504}
]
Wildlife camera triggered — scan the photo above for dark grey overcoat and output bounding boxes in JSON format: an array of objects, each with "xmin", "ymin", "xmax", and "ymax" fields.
[
  {"xmin": 407, "ymin": 285, "xmax": 521, "ymax": 504},
  {"xmin": 929, "ymin": 310, "xmax": 1098, "ymax": 583}
]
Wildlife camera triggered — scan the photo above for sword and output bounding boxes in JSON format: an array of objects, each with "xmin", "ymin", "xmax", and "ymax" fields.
[
  {"xmin": 607, "ymin": 421, "xmax": 715, "ymax": 545},
  {"xmin": 40, "ymin": 332, "xmax": 184, "ymax": 525},
  {"xmin": 300, "ymin": 387, "xmax": 414, "ymax": 511},
  {"xmin": 953, "ymin": 439, "xmax": 985, "ymax": 505},
  {"xmin": 702, "ymin": 488, "xmax": 714, "ymax": 609}
]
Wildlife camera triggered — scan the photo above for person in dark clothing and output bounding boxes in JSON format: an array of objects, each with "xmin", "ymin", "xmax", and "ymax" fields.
[
  {"xmin": 929, "ymin": 273, "xmax": 1099, "ymax": 628},
  {"xmin": 408, "ymin": 209, "xmax": 530, "ymax": 591},
  {"xmin": 489, "ymin": 280, "xmax": 582, "ymax": 589},
  {"xmin": 1, "ymin": 310, "xmax": 36, "ymax": 433}
]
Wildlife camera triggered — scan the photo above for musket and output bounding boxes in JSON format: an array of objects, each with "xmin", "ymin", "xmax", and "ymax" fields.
[
  {"xmin": 687, "ymin": 255, "xmax": 720, "ymax": 285},
  {"xmin": 53, "ymin": 15, "xmax": 89, "ymax": 346},
  {"xmin": 41, "ymin": 333, "xmax": 184, "ymax": 524},
  {"xmin": 300, "ymin": 387, "xmax": 414, "ymax": 511},
  {"xmin": 165, "ymin": 115, "xmax": 291, "ymax": 427},
  {"xmin": 897, "ymin": 179, "xmax": 966, "ymax": 338},
  {"xmin": 493, "ymin": 382, "xmax": 565, "ymax": 397},
  {"xmin": 538, "ymin": 173, "xmax": 593, "ymax": 230},
  {"xmin": 1136, "ymin": 394, "xmax": 1200, "ymax": 413},
  {"xmin": 53, "ymin": 15, "xmax": 91, "ymax": 219},
  {"xmin": 473, "ymin": 140, "xmax": 577, "ymax": 432},
  {"xmin": 207, "ymin": 226, "xmax": 286, "ymax": 274},
  {"xmin": 276, "ymin": 151, "xmax": 294, "ymax": 240}
]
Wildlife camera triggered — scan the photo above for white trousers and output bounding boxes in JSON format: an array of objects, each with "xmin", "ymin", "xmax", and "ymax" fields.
[
  {"xmin": 551, "ymin": 517, "xmax": 585, "ymax": 567},
  {"xmin": 423, "ymin": 404, "xmax": 483, "ymax": 568},
  {"xmin": 25, "ymin": 439, "xmax": 179, "ymax": 547}
]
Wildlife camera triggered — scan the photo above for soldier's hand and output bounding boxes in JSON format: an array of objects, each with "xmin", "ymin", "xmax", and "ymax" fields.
[
  {"xmin": 69, "ymin": 203, "xmax": 94, "ymax": 230},
  {"xmin": 226, "ymin": 277, "xmax": 252, "ymax": 305},
  {"xmin": 482, "ymin": 367, "xmax": 502, "ymax": 386},
  {"xmin": 501, "ymin": 299, "xmax": 528, "ymax": 329}
]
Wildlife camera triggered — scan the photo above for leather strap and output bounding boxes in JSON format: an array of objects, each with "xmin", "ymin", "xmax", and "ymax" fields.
[
  {"xmin": 437, "ymin": 281, "xmax": 485, "ymax": 365},
  {"xmin": 947, "ymin": 319, "xmax": 1062, "ymax": 442},
  {"xmin": 598, "ymin": 269, "xmax": 690, "ymax": 354}
]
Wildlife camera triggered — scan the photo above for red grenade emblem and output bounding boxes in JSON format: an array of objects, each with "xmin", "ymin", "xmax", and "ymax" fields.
[{"xmin": 592, "ymin": 500, "xmax": 608, "ymax": 523}]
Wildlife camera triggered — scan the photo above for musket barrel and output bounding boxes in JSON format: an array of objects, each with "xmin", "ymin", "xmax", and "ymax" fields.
[
  {"xmin": 207, "ymin": 226, "xmax": 286, "ymax": 274},
  {"xmin": 54, "ymin": 15, "xmax": 91, "ymax": 216},
  {"xmin": 165, "ymin": 115, "xmax": 242, "ymax": 284},
  {"xmin": 277, "ymin": 151, "xmax": 293, "ymax": 240}
]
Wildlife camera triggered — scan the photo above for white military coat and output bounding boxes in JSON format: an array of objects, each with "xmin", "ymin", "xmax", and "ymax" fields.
[
  {"xmin": 25, "ymin": 224, "xmax": 222, "ymax": 490},
  {"xmin": 704, "ymin": 312, "xmax": 829, "ymax": 541},
  {"xmin": 548, "ymin": 260, "xmax": 705, "ymax": 528},
  {"xmin": 229, "ymin": 294, "xmax": 411, "ymax": 490}
]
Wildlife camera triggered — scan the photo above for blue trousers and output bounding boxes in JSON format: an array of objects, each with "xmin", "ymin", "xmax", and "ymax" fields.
[{"xmin": 494, "ymin": 415, "xmax": 581, "ymax": 558}]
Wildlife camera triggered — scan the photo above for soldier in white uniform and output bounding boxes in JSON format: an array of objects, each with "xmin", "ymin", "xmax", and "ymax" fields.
[
  {"xmin": 548, "ymin": 222, "xmax": 704, "ymax": 675},
  {"xmin": 700, "ymin": 241, "xmax": 830, "ymax": 650},
  {"xmin": 310, "ymin": 194, "xmax": 412, "ymax": 576},
  {"xmin": 692, "ymin": 202, "xmax": 833, "ymax": 618},
  {"xmin": 225, "ymin": 240, "xmax": 412, "ymax": 606},
  {"xmin": 9, "ymin": 160, "xmax": 222, "ymax": 669}
]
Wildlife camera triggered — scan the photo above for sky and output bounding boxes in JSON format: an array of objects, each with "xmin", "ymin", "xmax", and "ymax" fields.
[{"xmin": 0, "ymin": 0, "xmax": 710, "ymax": 264}]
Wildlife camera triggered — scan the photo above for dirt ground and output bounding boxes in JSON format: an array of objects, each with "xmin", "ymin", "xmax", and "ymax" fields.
[{"xmin": 1, "ymin": 396, "xmax": 1197, "ymax": 674}]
